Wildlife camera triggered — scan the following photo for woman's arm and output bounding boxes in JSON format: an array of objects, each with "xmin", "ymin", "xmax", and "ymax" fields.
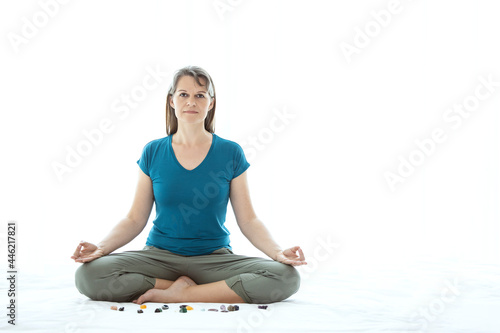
[
  {"xmin": 238, "ymin": 217, "xmax": 282, "ymax": 261},
  {"xmin": 72, "ymin": 169, "xmax": 154, "ymax": 262},
  {"xmin": 96, "ymin": 217, "xmax": 147, "ymax": 256},
  {"xmin": 229, "ymin": 171, "xmax": 306, "ymax": 266}
]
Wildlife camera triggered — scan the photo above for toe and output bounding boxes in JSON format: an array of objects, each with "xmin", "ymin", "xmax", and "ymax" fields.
[{"xmin": 135, "ymin": 293, "xmax": 148, "ymax": 305}]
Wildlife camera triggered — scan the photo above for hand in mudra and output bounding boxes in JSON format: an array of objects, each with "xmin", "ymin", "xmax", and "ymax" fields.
[
  {"xmin": 71, "ymin": 241, "xmax": 105, "ymax": 263},
  {"xmin": 275, "ymin": 246, "xmax": 307, "ymax": 266}
]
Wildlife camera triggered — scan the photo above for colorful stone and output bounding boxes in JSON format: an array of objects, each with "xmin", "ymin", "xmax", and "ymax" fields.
[
  {"xmin": 118, "ymin": 307, "xmax": 124, "ymax": 311},
  {"xmin": 186, "ymin": 306, "xmax": 193, "ymax": 310},
  {"xmin": 155, "ymin": 308, "xmax": 162, "ymax": 313},
  {"xmin": 234, "ymin": 305, "xmax": 239, "ymax": 311},
  {"xmin": 228, "ymin": 305, "xmax": 235, "ymax": 311},
  {"xmin": 137, "ymin": 309, "xmax": 143, "ymax": 313},
  {"xmin": 220, "ymin": 305, "xmax": 226, "ymax": 311},
  {"xmin": 140, "ymin": 305, "xmax": 147, "ymax": 309},
  {"xmin": 179, "ymin": 307, "xmax": 187, "ymax": 313},
  {"xmin": 110, "ymin": 306, "xmax": 118, "ymax": 310},
  {"xmin": 162, "ymin": 305, "xmax": 169, "ymax": 310},
  {"xmin": 258, "ymin": 305, "xmax": 268, "ymax": 309},
  {"xmin": 208, "ymin": 308, "xmax": 218, "ymax": 312}
]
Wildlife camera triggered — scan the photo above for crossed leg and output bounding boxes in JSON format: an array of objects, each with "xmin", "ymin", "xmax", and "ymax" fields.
[
  {"xmin": 75, "ymin": 246, "xmax": 299, "ymax": 304},
  {"xmin": 133, "ymin": 276, "xmax": 244, "ymax": 304}
]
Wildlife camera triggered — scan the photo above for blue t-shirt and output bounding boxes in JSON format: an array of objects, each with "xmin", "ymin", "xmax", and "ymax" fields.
[{"xmin": 136, "ymin": 133, "xmax": 250, "ymax": 256}]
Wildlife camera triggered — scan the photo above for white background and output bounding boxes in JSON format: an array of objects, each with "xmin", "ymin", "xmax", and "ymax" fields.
[{"xmin": 0, "ymin": 0, "xmax": 499, "ymax": 276}]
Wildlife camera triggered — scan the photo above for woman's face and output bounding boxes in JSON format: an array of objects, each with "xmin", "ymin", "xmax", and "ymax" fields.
[{"xmin": 170, "ymin": 75, "xmax": 214, "ymax": 126}]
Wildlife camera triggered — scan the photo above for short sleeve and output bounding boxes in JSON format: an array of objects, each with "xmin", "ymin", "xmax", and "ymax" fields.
[
  {"xmin": 136, "ymin": 142, "xmax": 151, "ymax": 177},
  {"xmin": 232, "ymin": 143, "xmax": 250, "ymax": 179}
]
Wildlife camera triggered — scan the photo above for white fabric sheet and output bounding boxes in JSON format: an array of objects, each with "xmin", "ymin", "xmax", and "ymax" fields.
[{"xmin": 1, "ymin": 257, "xmax": 500, "ymax": 332}]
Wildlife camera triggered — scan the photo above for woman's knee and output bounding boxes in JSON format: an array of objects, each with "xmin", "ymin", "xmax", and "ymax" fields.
[
  {"xmin": 268, "ymin": 264, "xmax": 301, "ymax": 302},
  {"xmin": 75, "ymin": 259, "xmax": 120, "ymax": 301},
  {"xmin": 75, "ymin": 261, "xmax": 107, "ymax": 300},
  {"xmin": 75, "ymin": 259, "xmax": 155, "ymax": 302},
  {"xmin": 235, "ymin": 263, "xmax": 301, "ymax": 304}
]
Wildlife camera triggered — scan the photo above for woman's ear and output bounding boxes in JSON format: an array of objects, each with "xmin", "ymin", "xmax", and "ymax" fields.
[
  {"xmin": 209, "ymin": 97, "xmax": 215, "ymax": 111},
  {"xmin": 169, "ymin": 95, "xmax": 175, "ymax": 109}
]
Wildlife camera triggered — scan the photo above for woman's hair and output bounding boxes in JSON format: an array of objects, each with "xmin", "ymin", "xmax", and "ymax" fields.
[{"xmin": 166, "ymin": 66, "xmax": 216, "ymax": 135}]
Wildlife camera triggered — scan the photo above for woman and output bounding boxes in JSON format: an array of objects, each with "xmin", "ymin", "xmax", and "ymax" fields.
[{"xmin": 72, "ymin": 66, "xmax": 306, "ymax": 305}]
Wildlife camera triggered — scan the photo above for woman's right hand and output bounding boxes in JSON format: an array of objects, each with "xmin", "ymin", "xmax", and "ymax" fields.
[{"xmin": 71, "ymin": 241, "xmax": 105, "ymax": 263}]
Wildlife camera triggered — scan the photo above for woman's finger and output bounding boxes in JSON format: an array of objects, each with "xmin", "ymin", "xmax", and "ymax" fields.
[
  {"xmin": 277, "ymin": 253, "xmax": 303, "ymax": 266},
  {"xmin": 287, "ymin": 259, "xmax": 307, "ymax": 266},
  {"xmin": 72, "ymin": 243, "xmax": 83, "ymax": 258},
  {"xmin": 76, "ymin": 256, "xmax": 91, "ymax": 263},
  {"xmin": 298, "ymin": 247, "xmax": 305, "ymax": 261},
  {"xmin": 279, "ymin": 258, "xmax": 294, "ymax": 265}
]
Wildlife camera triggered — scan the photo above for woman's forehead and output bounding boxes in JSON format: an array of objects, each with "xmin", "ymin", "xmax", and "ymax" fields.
[{"xmin": 176, "ymin": 75, "xmax": 207, "ymax": 90}]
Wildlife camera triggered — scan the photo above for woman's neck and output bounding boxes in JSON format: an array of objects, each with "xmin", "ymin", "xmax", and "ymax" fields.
[{"xmin": 172, "ymin": 125, "xmax": 212, "ymax": 147}]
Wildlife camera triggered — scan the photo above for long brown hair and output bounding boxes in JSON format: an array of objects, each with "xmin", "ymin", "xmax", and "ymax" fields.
[{"xmin": 166, "ymin": 66, "xmax": 216, "ymax": 135}]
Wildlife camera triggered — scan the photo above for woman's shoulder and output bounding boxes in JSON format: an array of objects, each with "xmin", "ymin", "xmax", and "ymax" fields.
[
  {"xmin": 215, "ymin": 134, "xmax": 241, "ymax": 149},
  {"xmin": 214, "ymin": 133, "xmax": 245, "ymax": 152},
  {"xmin": 142, "ymin": 135, "xmax": 170, "ymax": 149}
]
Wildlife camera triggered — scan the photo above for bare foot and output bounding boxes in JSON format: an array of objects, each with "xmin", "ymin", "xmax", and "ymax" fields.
[
  {"xmin": 179, "ymin": 276, "xmax": 197, "ymax": 287},
  {"xmin": 133, "ymin": 276, "xmax": 197, "ymax": 305}
]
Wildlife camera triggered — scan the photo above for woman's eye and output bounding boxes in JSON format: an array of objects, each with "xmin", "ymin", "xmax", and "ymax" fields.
[
  {"xmin": 180, "ymin": 93, "xmax": 187, "ymax": 97},
  {"xmin": 196, "ymin": 94, "xmax": 205, "ymax": 98}
]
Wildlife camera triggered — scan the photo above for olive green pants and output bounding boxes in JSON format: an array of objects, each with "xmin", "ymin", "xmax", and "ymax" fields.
[{"xmin": 75, "ymin": 246, "xmax": 300, "ymax": 304}]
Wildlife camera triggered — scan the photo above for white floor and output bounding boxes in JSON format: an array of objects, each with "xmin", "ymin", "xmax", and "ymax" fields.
[{"xmin": 1, "ymin": 257, "xmax": 500, "ymax": 332}]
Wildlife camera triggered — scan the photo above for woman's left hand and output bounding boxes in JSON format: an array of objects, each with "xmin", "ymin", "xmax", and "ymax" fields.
[{"xmin": 275, "ymin": 246, "xmax": 307, "ymax": 266}]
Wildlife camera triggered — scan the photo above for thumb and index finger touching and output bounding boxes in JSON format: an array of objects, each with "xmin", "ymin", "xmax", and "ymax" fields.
[
  {"xmin": 280, "ymin": 245, "xmax": 307, "ymax": 266},
  {"xmin": 288, "ymin": 245, "xmax": 306, "ymax": 261},
  {"xmin": 71, "ymin": 241, "xmax": 96, "ymax": 262}
]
